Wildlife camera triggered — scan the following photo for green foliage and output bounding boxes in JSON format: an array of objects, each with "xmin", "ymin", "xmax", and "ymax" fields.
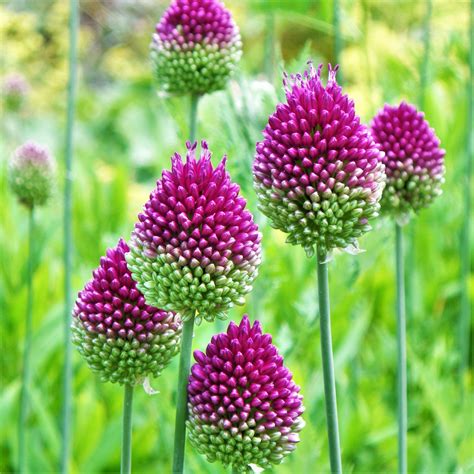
[{"xmin": 0, "ymin": 0, "xmax": 472, "ymax": 473}]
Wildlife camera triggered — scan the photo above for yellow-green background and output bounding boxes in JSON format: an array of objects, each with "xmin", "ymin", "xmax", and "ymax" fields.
[{"xmin": 1, "ymin": 0, "xmax": 472, "ymax": 472}]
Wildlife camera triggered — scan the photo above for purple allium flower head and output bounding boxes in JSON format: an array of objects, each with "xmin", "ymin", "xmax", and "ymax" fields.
[
  {"xmin": 187, "ymin": 315, "xmax": 305, "ymax": 471},
  {"xmin": 72, "ymin": 239, "xmax": 182, "ymax": 385},
  {"xmin": 2, "ymin": 73, "xmax": 29, "ymax": 110},
  {"xmin": 127, "ymin": 141, "xmax": 261, "ymax": 323},
  {"xmin": 150, "ymin": 0, "xmax": 242, "ymax": 96},
  {"xmin": 371, "ymin": 102, "xmax": 445, "ymax": 219},
  {"xmin": 253, "ymin": 63, "xmax": 386, "ymax": 256},
  {"xmin": 8, "ymin": 141, "xmax": 55, "ymax": 208}
]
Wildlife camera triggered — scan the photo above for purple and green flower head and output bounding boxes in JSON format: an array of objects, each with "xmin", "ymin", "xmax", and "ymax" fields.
[
  {"xmin": 187, "ymin": 315, "xmax": 305, "ymax": 472},
  {"xmin": 151, "ymin": 0, "xmax": 242, "ymax": 96},
  {"xmin": 253, "ymin": 63, "xmax": 386, "ymax": 257},
  {"xmin": 371, "ymin": 101, "xmax": 445, "ymax": 221},
  {"xmin": 2, "ymin": 73, "xmax": 29, "ymax": 110},
  {"xmin": 8, "ymin": 141, "xmax": 55, "ymax": 209},
  {"xmin": 127, "ymin": 141, "xmax": 261, "ymax": 323},
  {"xmin": 72, "ymin": 239, "xmax": 182, "ymax": 386}
]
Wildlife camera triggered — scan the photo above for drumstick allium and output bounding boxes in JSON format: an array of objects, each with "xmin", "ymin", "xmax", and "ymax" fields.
[
  {"xmin": 371, "ymin": 101, "xmax": 445, "ymax": 220},
  {"xmin": 187, "ymin": 315, "xmax": 305, "ymax": 472},
  {"xmin": 72, "ymin": 239, "xmax": 182, "ymax": 385},
  {"xmin": 254, "ymin": 63, "xmax": 385, "ymax": 256},
  {"xmin": 8, "ymin": 141, "xmax": 55, "ymax": 209},
  {"xmin": 151, "ymin": 0, "xmax": 242, "ymax": 96},
  {"xmin": 127, "ymin": 141, "xmax": 261, "ymax": 323}
]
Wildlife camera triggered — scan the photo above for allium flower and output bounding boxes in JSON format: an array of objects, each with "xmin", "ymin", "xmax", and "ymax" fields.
[
  {"xmin": 187, "ymin": 315, "xmax": 305, "ymax": 471},
  {"xmin": 72, "ymin": 239, "xmax": 182, "ymax": 386},
  {"xmin": 8, "ymin": 141, "xmax": 55, "ymax": 208},
  {"xmin": 2, "ymin": 73, "xmax": 29, "ymax": 110},
  {"xmin": 150, "ymin": 0, "xmax": 242, "ymax": 96},
  {"xmin": 127, "ymin": 141, "xmax": 261, "ymax": 323},
  {"xmin": 253, "ymin": 63, "xmax": 385, "ymax": 256},
  {"xmin": 371, "ymin": 101, "xmax": 445, "ymax": 219}
]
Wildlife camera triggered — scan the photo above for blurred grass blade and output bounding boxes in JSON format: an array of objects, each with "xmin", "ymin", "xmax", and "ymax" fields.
[
  {"xmin": 264, "ymin": 11, "xmax": 275, "ymax": 81},
  {"xmin": 61, "ymin": 0, "xmax": 79, "ymax": 472},
  {"xmin": 406, "ymin": 0, "xmax": 432, "ymax": 324},
  {"xmin": 333, "ymin": 0, "xmax": 342, "ymax": 82},
  {"xmin": 460, "ymin": 0, "xmax": 473, "ymax": 375},
  {"xmin": 419, "ymin": 0, "xmax": 432, "ymax": 110}
]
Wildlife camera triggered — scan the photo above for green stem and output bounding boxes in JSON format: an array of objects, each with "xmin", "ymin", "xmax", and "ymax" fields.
[
  {"xmin": 18, "ymin": 207, "xmax": 34, "ymax": 473},
  {"xmin": 61, "ymin": 0, "xmax": 79, "ymax": 472},
  {"xmin": 316, "ymin": 249, "xmax": 342, "ymax": 474},
  {"xmin": 189, "ymin": 94, "xmax": 199, "ymax": 143},
  {"xmin": 333, "ymin": 0, "xmax": 343, "ymax": 83},
  {"xmin": 120, "ymin": 384, "xmax": 134, "ymax": 474},
  {"xmin": 172, "ymin": 319, "xmax": 195, "ymax": 474},
  {"xmin": 460, "ymin": 0, "xmax": 473, "ymax": 376},
  {"xmin": 395, "ymin": 224, "xmax": 407, "ymax": 474}
]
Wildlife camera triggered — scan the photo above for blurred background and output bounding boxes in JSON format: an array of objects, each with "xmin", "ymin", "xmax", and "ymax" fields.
[{"xmin": 1, "ymin": 0, "xmax": 472, "ymax": 472}]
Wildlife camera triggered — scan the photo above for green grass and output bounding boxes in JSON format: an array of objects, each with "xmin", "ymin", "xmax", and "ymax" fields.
[{"xmin": 0, "ymin": 0, "xmax": 472, "ymax": 472}]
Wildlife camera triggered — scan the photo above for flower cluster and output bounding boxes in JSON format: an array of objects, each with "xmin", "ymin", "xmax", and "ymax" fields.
[
  {"xmin": 254, "ymin": 63, "xmax": 385, "ymax": 256},
  {"xmin": 8, "ymin": 141, "xmax": 55, "ymax": 208},
  {"xmin": 150, "ymin": 0, "xmax": 242, "ymax": 96},
  {"xmin": 2, "ymin": 73, "xmax": 29, "ymax": 110},
  {"xmin": 371, "ymin": 101, "xmax": 445, "ymax": 219},
  {"xmin": 187, "ymin": 316, "xmax": 305, "ymax": 472},
  {"xmin": 127, "ymin": 141, "xmax": 261, "ymax": 322},
  {"xmin": 72, "ymin": 239, "xmax": 182, "ymax": 386}
]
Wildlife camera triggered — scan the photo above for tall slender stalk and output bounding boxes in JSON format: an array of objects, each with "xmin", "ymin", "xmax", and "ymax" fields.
[
  {"xmin": 121, "ymin": 384, "xmax": 134, "ymax": 474},
  {"xmin": 18, "ymin": 207, "xmax": 34, "ymax": 473},
  {"xmin": 460, "ymin": 0, "xmax": 473, "ymax": 376},
  {"xmin": 61, "ymin": 0, "xmax": 79, "ymax": 472},
  {"xmin": 172, "ymin": 94, "xmax": 199, "ymax": 474},
  {"xmin": 172, "ymin": 319, "xmax": 195, "ymax": 474},
  {"xmin": 316, "ymin": 249, "xmax": 342, "ymax": 474},
  {"xmin": 395, "ymin": 224, "xmax": 407, "ymax": 474}
]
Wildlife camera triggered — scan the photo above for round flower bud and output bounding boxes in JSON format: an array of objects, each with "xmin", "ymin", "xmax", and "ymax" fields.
[
  {"xmin": 253, "ymin": 63, "xmax": 386, "ymax": 256},
  {"xmin": 127, "ymin": 141, "xmax": 261, "ymax": 323},
  {"xmin": 2, "ymin": 73, "xmax": 29, "ymax": 111},
  {"xmin": 8, "ymin": 141, "xmax": 55, "ymax": 209},
  {"xmin": 187, "ymin": 315, "xmax": 305, "ymax": 472},
  {"xmin": 72, "ymin": 239, "xmax": 182, "ymax": 386},
  {"xmin": 150, "ymin": 0, "xmax": 242, "ymax": 96},
  {"xmin": 370, "ymin": 101, "xmax": 445, "ymax": 219}
]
